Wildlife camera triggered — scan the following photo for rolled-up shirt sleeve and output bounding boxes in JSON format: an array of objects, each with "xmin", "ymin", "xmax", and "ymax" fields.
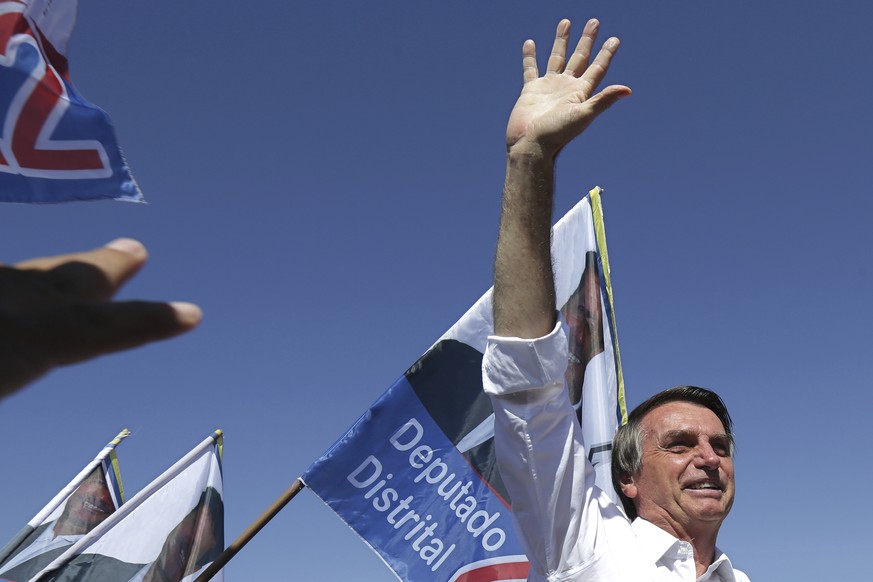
[{"xmin": 483, "ymin": 320, "xmax": 605, "ymax": 582}]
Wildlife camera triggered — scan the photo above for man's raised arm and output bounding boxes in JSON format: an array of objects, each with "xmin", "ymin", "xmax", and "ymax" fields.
[{"xmin": 493, "ymin": 18, "xmax": 630, "ymax": 339}]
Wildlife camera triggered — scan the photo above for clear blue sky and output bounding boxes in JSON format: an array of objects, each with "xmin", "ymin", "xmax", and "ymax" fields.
[{"xmin": 2, "ymin": 1, "xmax": 871, "ymax": 579}]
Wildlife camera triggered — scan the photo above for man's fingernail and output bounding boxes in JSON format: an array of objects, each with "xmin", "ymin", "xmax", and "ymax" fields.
[
  {"xmin": 171, "ymin": 302, "xmax": 203, "ymax": 327},
  {"xmin": 106, "ymin": 238, "xmax": 146, "ymax": 256}
]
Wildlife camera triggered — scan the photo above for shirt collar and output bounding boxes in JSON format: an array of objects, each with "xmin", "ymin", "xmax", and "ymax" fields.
[
  {"xmin": 632, "ymin": 518, "xmax": 686, "ymax": 564},
  {"xmin": 705, "ymin": 549, "xmax": 738, "ymax": 582},
  {"xmin": 632, "ymin": 519, "xmax": 739, "ymax": 581}
]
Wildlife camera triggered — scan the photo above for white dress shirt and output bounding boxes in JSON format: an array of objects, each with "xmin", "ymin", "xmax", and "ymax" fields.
[{"xmin": 482, "ymin": 321, "xmax": 750, "ymax": 582}]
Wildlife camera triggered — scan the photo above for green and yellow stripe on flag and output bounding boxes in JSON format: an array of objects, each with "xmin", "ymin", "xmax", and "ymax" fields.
[{"xmin": 590, "ymin": 186, "xmax": 628, "ymax": 426}]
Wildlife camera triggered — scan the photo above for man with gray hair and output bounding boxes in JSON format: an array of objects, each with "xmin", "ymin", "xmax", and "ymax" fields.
[{"xmin": 482, "ymin": 18, "xmax": 750, "ymax": 581}]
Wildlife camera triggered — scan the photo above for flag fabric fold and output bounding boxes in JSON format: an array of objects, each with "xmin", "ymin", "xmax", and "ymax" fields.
[
  {"xmin": 0, "ymin": 0, "xmax": 143, "ymax": 203},
  {"xmin": 23, "ymin": 431, "xmax": 225, "ymax": 582},
  {"xmin": 0, "ymin": 429, "xmax": 129, "ymax": 582},
  {"xmin": 304, "ymin": 188, "xmax": 626, "ymax": 582}
]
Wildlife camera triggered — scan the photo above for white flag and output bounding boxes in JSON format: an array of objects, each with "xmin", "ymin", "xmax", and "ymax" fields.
[
  {"xmin": 0, "ymin": 429, "xmax": 128, "ymax": 582},
  {"xmin": 27, "ymin": 431, "xmax": 224, "ymax": 582}
]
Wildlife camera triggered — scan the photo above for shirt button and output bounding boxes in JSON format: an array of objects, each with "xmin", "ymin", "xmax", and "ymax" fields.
[{"xmin": 678, "ymin": 543, "xmax": 691, "ymax": 557}]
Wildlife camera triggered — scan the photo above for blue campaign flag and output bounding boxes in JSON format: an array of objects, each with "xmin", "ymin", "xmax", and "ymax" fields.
[
  {"xmin": 305, "ymin": 377, "xmax": 528, "ymax": 582},
  {"xmin": 305, "ymin": 189, "xmax": 626, "ymax": 582},
  {"xmin": 0, "ymin": 0, "xmax": 142, "ymax": 203}
]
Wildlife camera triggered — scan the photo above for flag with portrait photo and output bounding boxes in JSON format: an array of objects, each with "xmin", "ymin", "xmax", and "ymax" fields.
[
  {"xmin": 0, "ymin": 429, "xmax": 129, "ymax": 582},
  {"xmin": 23, "ymin": 431, "xmax": 224, "ymax": 582},
  {"xmin": 0, "ymin": 0, "xmax": 142, "ymax": 203},
  {"xmin": 304, "ymin": 187, "xmax": 626, "ymax": 582}
]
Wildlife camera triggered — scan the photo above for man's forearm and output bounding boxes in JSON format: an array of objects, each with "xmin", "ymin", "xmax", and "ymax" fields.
[
  {"xmin": 492, "ymin": 18, "xmax": 628, "ymax": 340},
  {"xmin": 493, "ymin": 149, "xmax": 558, "ymax": 339}
]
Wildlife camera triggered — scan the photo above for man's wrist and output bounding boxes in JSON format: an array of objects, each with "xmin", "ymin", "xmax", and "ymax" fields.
[
  {"xmin": 505, "ymin": 145, "xmax": 557, "ymax": 181},
  {"xmin": 506, "ymin": 137, "xmax": 559, "ymax": 164}
]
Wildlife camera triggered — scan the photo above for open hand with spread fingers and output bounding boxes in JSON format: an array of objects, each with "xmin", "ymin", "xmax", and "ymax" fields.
[{"xmin": 505, "ymin": 18, "xmax": 631, "ymax": 160}]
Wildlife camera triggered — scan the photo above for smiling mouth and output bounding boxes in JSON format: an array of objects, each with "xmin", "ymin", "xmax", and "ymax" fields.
[{"xmin": 684, "ymin": 481, "xmax": 722, "ymax": 492}]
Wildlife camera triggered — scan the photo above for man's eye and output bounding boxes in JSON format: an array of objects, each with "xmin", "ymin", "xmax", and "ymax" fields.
[{"xmin": 712, "ymin": 442, "xmax": 731, "ymax": 456}]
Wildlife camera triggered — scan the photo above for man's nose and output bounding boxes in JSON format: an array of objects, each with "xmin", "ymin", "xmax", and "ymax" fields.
[{"xmin": 693, "ymin": 441, "xmax": 721, "ymax": 469}]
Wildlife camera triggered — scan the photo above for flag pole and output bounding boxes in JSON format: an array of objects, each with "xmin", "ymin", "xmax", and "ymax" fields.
[{"xmin": 194, "ymin": 478, "xmax": 306, "ymax": 582}]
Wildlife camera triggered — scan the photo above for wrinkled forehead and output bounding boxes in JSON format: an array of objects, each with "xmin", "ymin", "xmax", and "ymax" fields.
[{"xmin": 640, "ymin": 401, "xmax": 727, "ymax": 438}]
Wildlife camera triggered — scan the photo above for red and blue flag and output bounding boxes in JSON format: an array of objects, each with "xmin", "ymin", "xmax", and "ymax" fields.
[{"xmin": 0, "ymin": 0, "xmax": 142, "ymax": 203}]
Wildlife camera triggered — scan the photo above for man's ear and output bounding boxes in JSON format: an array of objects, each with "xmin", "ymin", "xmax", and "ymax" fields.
[{"xmin": 619, "ymin": 473, "xmax": 638, "ymax": 500}]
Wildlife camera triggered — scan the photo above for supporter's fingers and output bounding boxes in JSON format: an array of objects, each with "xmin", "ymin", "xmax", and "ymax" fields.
[
  {"xmin": 16, "ymin": 238, "xmax": 149, "ymax": 301},
  {"xmin": 36, "ymin": 300, "xmax": 203, "ymax": 366}
]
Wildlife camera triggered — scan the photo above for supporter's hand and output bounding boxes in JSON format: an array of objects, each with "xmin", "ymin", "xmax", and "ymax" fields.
[
  {"xmin": 505, "ymin": 18, "xmax": 631, "ymax": 160},
  {"xmin": 0, "ymin": 238, "xmax": 202, "ymax": 397}
]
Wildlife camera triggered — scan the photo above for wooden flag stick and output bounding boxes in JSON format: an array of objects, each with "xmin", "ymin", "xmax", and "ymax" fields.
[{"xmin": 194, "ymin": 478, "xmax": 306, "ymax": 582}]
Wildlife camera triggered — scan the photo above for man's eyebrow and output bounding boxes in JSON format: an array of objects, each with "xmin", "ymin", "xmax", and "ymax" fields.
[
  {"xmin": 658, "ymin": 430, "xmax": 733, "ymax": 443},
  {"xmin": 659, "ymin": 429, "xmax": 695, "ymax": 442}
]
